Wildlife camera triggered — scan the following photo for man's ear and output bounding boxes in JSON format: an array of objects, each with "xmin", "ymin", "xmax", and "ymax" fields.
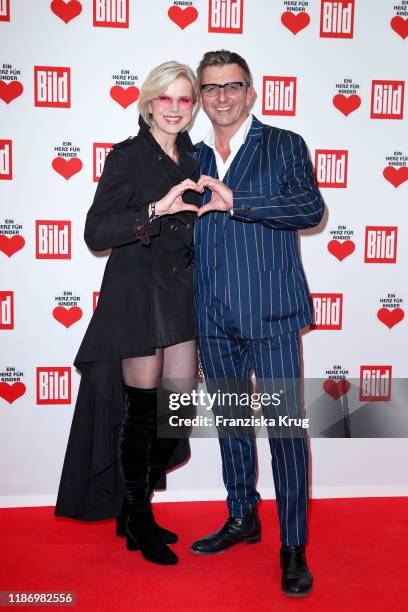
[{"xmin": 246, "ymin": 85, "xmax": 255, "ymax": 108}]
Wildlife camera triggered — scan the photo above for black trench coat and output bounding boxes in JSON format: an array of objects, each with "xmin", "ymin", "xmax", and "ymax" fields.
[{"xmin": 55, "ymin": 117, "xmax": 199, "ymax": 521}]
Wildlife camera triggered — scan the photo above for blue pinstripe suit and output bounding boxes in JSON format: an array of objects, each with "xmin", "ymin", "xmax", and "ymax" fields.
[{"xmin": 193, "ymin": 116, "xmax": 324, "ymax": 546}]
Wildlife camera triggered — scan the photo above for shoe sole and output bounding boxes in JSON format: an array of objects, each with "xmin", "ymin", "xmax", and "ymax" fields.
[
  {"xmin": 190, "ymin": 534, "xmax": 262, "ymax": 555},
  {"xmin": 282, "ymin": 588, "xmax": 313, "ymax": 598}
]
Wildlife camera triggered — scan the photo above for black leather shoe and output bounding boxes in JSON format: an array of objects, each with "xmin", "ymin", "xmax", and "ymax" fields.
[
  {"xmin": 190, "ymin": 509, "xmax": 261, "ymax": 555},
  {"xmin": 280, "ymin": 545, "xmax": 313, "ymax": 597}
]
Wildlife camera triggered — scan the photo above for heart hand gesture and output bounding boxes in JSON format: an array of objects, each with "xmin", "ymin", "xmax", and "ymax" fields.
[
  {"xmin": 196, "ymin": 176, "xmax": 233, "ymax": 218},
  {"xmin": 155, "ymin": 179, "xmax": 201, "ymax": 216}
]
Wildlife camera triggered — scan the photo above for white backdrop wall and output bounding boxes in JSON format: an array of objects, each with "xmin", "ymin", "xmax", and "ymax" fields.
[{"xmin": 1, "ymin": 0, "xmax": 407, "ymax": 507}]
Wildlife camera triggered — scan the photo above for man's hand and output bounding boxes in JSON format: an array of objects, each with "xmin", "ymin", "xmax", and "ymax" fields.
[
  {"xmin": 196, "ymin": 176, "xmax": 233, "ymax": 217},
  {"xmin": 155, "ymin": 179, "xmax": 200, "ymax": 217}
]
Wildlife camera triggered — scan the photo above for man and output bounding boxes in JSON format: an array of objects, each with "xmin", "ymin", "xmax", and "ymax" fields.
[{"xmin": 191, "ymin": 50, "xmax": 324, "ymax": 597}]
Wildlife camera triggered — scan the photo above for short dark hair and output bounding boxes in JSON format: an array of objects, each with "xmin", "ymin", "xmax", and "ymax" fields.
[{"xmin": 197, "ymin": 50, "xmax": 252, "ymax": 86}]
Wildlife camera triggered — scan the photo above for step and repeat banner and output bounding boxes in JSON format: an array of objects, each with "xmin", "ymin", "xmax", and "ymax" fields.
[{"xmin": 1, "ymin": 0, "xmax": 407, "ymax": 504}]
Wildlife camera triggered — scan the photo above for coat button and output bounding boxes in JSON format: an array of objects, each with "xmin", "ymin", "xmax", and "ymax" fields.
[
  {"xmin": 169, "ymin": 223, "xmax": 178, "ymax": 231},
  {"xmin": 170, "ymin": 265, "xmax": 177, "ymax": 273}
]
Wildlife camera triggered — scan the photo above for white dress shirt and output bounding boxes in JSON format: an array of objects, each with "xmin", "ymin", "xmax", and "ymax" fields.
[{"xmin": 203, "ymin": 113, "xmax": 253, "ymax": 180}]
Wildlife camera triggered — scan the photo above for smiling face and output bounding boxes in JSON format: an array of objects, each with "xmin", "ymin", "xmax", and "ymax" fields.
[
  {"xmin": 200, "ymin": 63, "xmax": 254, "ymax": 133},
  {"xmin": 148, "ymin": 77, "xmax": 194, "ymax": 142}
]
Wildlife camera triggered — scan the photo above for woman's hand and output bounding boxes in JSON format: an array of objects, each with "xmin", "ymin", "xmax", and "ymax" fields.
[
  {"xmin": 154, "ymin": 179, "xmax": 200, "ymax": 217},
  {"xmin": 196, "ymin": 176, "xmax": 233, "ymax": 217}
]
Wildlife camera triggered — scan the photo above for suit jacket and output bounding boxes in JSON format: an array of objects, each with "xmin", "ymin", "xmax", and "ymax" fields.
[{"xmin": 193, "ymin": 115, "xmax": 324, "ymax": 339}]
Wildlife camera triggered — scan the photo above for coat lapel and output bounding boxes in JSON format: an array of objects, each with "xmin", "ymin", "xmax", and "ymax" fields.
[
  {"xmin": 223, "ymin": 115, "xmax": 264, "ymax": 190},
  {"xmin": 195, "ymin": 142, "xmax": 219, "ymax": 179},
  {"xmin": 195, "ymin": 115, "xmax": 265, "ymax": 203},
  {"xmin": 137, "ymin": 115, "xmax": 199, "ymax": 181}
]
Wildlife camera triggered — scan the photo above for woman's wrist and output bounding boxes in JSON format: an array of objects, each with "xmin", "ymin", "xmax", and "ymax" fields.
[{"xmin": 149, "ymin": 201, "xmax": 158, "ymax": 220}]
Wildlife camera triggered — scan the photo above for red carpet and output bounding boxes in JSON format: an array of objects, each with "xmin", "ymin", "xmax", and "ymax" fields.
[{"xmin": 0, "ymin": 498, "xmax": 407, "ymax": 611}]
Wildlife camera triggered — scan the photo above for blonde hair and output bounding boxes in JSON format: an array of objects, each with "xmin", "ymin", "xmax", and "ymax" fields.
[{"xmin": 139, "ymin": 61, "xmax": 200, "ymax": 128}]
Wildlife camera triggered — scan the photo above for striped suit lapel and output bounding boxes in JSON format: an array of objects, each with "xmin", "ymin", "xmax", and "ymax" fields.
[
  {"xmin": 224, "ymin": 115, "xmax": 264, "ymax": 190},
  {"xmin": 195, "ymin": 142, "xmax": 218, "ymax": 179}
]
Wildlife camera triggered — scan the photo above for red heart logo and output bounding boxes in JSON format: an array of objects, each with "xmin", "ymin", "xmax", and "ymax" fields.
[
  {"xmin": 110, "ymin": 86, "xmax": 140, "ymax": 109},
  {"xmin": 332, "ymin": 94, "xmax": 361, "ymax": 116},
  {"xmin": 327, "ymin": 239, "xmax": 355, "ymax": 261},
  {"xmin": 377, "ymin": 307, "xmax": 405, "ymax": 329},
  {"xmin": 168, "ymin": 6, "xmax": 198, "ymax": 29},
  {"xmin": 0, "ymin": 80, "xmax": 24, "ymax": 104},
  {"xmin": 0, "ymin": 234, "xmax": 25, "ymax": 257},
  {"xmin": 390, "ymin": 16, "xmax": 408, "ymax": 39},
  {"xmin": 0, "ymin": 382, "xmax": 26, "ymax": 404},
  {"xmin": 51, "ymin": 0, "xmax": 82, "ymax": 24},
  {"xmin": 281, "ymin": 11, "xmax": 310, "ymax": 35},
  {"xmin": 52, "ymin": 156, "xmax": 83, "ymax": 180},
  {"xmin": 383, "ymin": 166, "xmax": 408, "ymax": 188},
  {"xmin": 53, "ymin": 306, "xmax": 83, "ymax": 328},
  {"xmin": 323, "ymin": 379, "xmax": 350, "ymax": 400}
]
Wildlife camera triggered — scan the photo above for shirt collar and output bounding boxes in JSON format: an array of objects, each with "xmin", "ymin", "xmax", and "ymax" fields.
[{"xmin": 203, "ymin": 113, "xmax": 253, "ymax": 151}]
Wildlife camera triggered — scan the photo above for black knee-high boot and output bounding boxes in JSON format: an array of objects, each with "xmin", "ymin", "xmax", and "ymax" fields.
[
  {"xmin": 116, "ymin": 389, "xmax": 181, "ymax": 546},
  {"xmin": 118, "ymin": 385, "xmax": 178, "ymax": 565}
]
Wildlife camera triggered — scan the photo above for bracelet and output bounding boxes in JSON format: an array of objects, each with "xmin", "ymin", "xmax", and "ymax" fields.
[{"xmin": 149, "ymin": 201, "xmax": 157, "ymax": 221}]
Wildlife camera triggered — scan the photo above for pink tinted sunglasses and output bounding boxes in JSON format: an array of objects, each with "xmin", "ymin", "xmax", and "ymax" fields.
[{"xmin": 153, "ymin": 95, "xmax": 194, "ymax": 108}]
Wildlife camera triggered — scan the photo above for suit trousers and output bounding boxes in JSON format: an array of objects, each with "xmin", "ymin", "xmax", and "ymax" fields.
[{"xmin": 197, "ymin": 297, "xmax": 308, "ymax": 546}]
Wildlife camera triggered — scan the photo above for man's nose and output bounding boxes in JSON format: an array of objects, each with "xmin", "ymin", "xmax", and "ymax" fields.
[{"xmin": 215, "ymin": 87, "xmax": 227, "ymax": 102}]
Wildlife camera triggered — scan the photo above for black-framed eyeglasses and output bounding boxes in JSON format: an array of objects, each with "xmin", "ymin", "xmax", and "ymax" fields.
[{"xmin": 200, "ymin": 81, "xmax": 249, "ymax": 97}]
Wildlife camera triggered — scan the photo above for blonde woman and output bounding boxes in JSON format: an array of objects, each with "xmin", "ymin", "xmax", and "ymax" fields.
[{"xmin": 55, "ymin": 62, "xmax": 200, "ymax": 566}]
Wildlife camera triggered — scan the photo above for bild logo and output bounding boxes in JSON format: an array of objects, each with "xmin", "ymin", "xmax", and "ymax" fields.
[
  {"xmin": 315, "ymin": 150, "xmax": 348, "ymax": 188},
  {"xmin": 0, "ymin": 0, "xmax": 10, "ymax": 21},
  {"xmin": 320, "ymin": 0, "xmax": 354, "ymax": 38},
  {"xmin": 35, "ymin": 220, "xmax": 71, "ymax": 259},
  {"xmin": 93, "ymin": 143, "xmax": 113, "ymax": 181},
  {"xmin": 311, "ymin": 293, "xmax": 343, "ymax": 330},
  {"xmin": 0, "ymin": 140, "xmax": 12, "ymax": 180},
  {"xmin": 364, "ymin": 226, "xmax": 397, "ymax": 264},
  {"xmin": 0, "ymin": 291, "xmax": 13, "ymax": 330},
  {"xmin": 359, "ymin": 365, "xmax": 392, "ymax": 401},
  {"xmin": 208, "ymin": 0, "xmax": 243, "ymax": 34},
  {"xmin": 370, "ymin": 80, "xmax": 404, "ymax": 120},
  {"xmin": 34, "ymin": 66, "xmax": 70, "ymax": 108},
  {"xmin": 36, "ymin": 367, "xmax": 71, "ymax": 404},
  {"xmin": 262, "ymin": 77, "xmax": 296, "ymax": 116},
  {"xmin": 93, "ymin": 0, "xmax": 129, "ymax": 28}
]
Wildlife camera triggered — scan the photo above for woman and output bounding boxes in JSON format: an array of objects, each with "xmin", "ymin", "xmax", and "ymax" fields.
[{"xmin": 55, "ymin": 62, "xmax": 201, "ymax": 566}]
